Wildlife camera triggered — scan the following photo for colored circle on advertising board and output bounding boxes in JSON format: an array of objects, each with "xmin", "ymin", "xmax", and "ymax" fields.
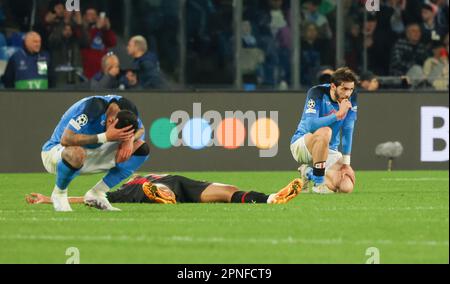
[
  {"xmin": 149, "ymin": 118, "xmax": 177, "ymax": 149},
  {"xmin": 250, "ymin": 118, "xmax": 280, "ymax": 149},
  {"xmin": 217, "ymin": 118, "xmax": 246, "ymax": 149},
  {"xmin": 182, "ymin": 118, "xmax": 212, "ymax": 150}
]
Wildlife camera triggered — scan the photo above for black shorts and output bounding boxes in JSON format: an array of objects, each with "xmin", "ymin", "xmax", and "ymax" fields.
[
  {"xmin": 106, "ymin": 175, "xmax": 212, "ymax": 204},
  {"xmin": 154, "ymin": 175, "xmax": 212, "ymax": 203}
]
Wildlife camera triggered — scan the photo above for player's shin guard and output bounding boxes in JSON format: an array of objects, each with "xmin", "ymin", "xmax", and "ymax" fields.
[
  {"xmin": 56, "ymin": 159, "xmax": 81, "ymax": 190},
  {"xmin": 231, "ymin": 191, "xmax": 269, "ymax": 204},
  {"xmin": 103, "ymin": 155, "xmax": 149, "ymax": 189}
]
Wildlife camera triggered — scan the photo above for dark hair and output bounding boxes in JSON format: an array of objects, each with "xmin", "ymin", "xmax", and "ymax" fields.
[
  {"xmin": 116, "ymin": 97, "xmax": 139, "ymax": 116},
  {"xmin": 331, "ymin": 67, "xmax": 359, "ymax": 86},
  {"xmin": 115, "ymin": 110, "xmax": 139, "ymax": 132}
]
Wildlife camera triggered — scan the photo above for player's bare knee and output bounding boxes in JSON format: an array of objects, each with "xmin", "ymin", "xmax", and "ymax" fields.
[
  {"xmin": 62, "ymin": 147, "xmax": 86, "ymax": 168},
  {"xmin": 316, "ymin": 127, "xmax": 332, "ymax": 141}
]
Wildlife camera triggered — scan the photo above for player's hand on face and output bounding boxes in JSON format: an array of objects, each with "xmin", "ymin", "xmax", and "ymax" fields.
[
  {"xmin": 336, "ymin": 99, "xmax": 352, "ymax": 120},
  {"xmin": 106, "ymin": 119, "xmax": 135, "ymax": 142},
  {"xmin": 116, "ymin": 139, "xmax": 134, "ymax": 164}
]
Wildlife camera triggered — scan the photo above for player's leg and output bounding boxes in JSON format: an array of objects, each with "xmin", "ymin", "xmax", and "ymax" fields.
[
  {"xmin": 84, "ymin": 141, "xmax": 150, "ymax": 211},
  {"xmin": 42, "ymin": 145, "xmax": 86, "ymax": 212},
  {"xmin": 200, "ymin": 179, "xmax": 302, "ymax": 204},
  {"xmin": 304, "ymin": 127, "xmax": 332, "ymax": 191}
]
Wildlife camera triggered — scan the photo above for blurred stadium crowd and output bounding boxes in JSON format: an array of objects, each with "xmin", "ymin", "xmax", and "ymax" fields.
[{"xmin": 0, "ymin": 0, "xmax": 448, "ymax": 91}]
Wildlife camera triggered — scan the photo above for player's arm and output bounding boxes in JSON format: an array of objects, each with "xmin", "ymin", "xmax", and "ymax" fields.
[
  {"xmin": 341, "ymin": 95, "xmax": 358, "ymax": 165},
  {"xmin": 341, "ymin": 118, "xmax": 355, "ymax": 165},
  {"xmin": 26, "ymin": 193, "xmax": 84, "ymax": 204},
  {"xmin": 61, "ymin": 119, "xmax": 134, "ymax": 147},
  {"xmin": 303, "ymin": 92, "xmax": 351, "ymax": 133}
]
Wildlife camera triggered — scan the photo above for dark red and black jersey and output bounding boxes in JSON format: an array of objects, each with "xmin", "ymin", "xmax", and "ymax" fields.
[{"xmin": 106, "ymin": 174, "xmax": 211, "ymax": 204}]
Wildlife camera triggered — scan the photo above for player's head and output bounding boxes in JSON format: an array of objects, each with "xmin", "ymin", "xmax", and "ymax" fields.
[
  {"xmin": 115, "ymin": 110, "xmax": 139, "ymax": 132},
  {"xmin": 106, "ymin": 97, "xmax": 139, "ymax": 128},
  {"xmin": 330, "ymin": 67, "xmax": 358, "ymax": 102}
]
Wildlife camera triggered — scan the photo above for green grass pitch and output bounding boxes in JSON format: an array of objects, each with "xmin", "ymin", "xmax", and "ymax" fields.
[{"xmin": 0, "ymin": 171, "xmax": 448, "ymax": 264}]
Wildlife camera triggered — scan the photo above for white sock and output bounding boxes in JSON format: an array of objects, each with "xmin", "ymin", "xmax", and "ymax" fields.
[
  {"xmin": 90, "ymin": 180, "xmax": 110, "ymax": 194},
  {"xmin": 267, "ymin": 194, "xmax": 276, "ymax": 204},
  {"xmin": 53, "ymin": 185, "xmax": 67, "ymax": 195}
]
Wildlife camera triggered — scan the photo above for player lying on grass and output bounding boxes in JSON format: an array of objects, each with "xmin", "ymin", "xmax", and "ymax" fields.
[
  {"xmin": 26, "ymin": 174, "xmax": 302, "ymax": 206},
  {"xmin": 291, "ymin": 67, "xmax": 358, "ymax": 194}
]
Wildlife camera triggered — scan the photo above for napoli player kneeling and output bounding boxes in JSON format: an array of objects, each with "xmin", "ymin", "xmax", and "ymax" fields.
[
  {"xmin": 290, "ymin": 68, "xmax": 358, "ymax": 194},
  {"xmin": 41, "ymin": 95, "xmax": 150, "ymax": 211}
]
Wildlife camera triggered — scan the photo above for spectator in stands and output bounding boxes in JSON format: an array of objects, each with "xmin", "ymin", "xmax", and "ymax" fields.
[
  {"xmin": 81, "ymin": 7, "xmax": 117, "ymax": 79},
  {"xmin": 359, "ymin": 71, "xmax": 380, "ymax": 91},
  {"xmin": 420, "ymin": 3, "xmax": 440, "ymax": 45},
  {"xmin": 300, "ymin": 22, "xmax": 331, "ymax": 86},
  {"xmin": 1, "ymin": 31, "xmax": 51, "ymax": 89},
  {"xmin": 363, "ymin": 14, "xmax": 394, "ymax": 76},
  {"xmin": 378, "ymin": 0, "xmax": 405, "ymax": 36},
  {"xmin": 316, "ymin": 66, "xmax": 333, "ymax": 84},
  {"xmin": 433, "ymin": 0, "xmax": 449, "ymax": 37},
  {"xmin": 48, "ymin": 11, "xmax": 87, "ymax": 88},
  {"xmin": 127, "ymin": 35, "xmax": 165, "ymax": 89},
  {"xmin": 119, "ymin": 69, "xmax": 141, "ymax": 90},
  {"xmin": 390, "ymin": 23, "xmax": 430, "ymax": 76},
  {"xmin": 90, "ymin": 52, "xmax": 120, "ymax": 90},
  {"xmin": 301, "ymin": 0, "xmax": 332, "ymax": 40},
  {"xmin": 345, "ymin": 20, "xmax": 363, "ymax": 73},
  {"xmin": 423, "ymin": 39, "xmax": 449, "ymax": 90},
  {"xmin": 248, "ymin": 0, "xmax": 290, "ymax": 86}
]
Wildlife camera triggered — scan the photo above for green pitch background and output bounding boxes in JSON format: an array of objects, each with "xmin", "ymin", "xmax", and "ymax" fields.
[{"xmin": 0, "ymin": 171, "xmax": 448, "ymax": 264}]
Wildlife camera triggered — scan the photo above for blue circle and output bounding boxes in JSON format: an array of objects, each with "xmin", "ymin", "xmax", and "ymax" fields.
[{"xmin": 182, "ymin": 118, "xmax": 212, "ymax": 150}]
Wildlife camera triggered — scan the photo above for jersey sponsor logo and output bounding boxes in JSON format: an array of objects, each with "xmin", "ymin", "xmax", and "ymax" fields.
[{"xmin": 352, "ymin": 106, "xmax": 358, "ymax": 112}]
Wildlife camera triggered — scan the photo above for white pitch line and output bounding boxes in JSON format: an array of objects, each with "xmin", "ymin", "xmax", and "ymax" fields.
[{"xmin": 0, "ymin": 234, "xmax": 448, "ymax": 247}]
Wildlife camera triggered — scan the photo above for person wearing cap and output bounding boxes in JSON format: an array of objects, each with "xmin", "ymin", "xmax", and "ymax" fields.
[
  {"xmin": 41, "ymin": 95, "xmax": 150, "ymax": 212},
  {"xmin": 420, "ymin": 3, "xmax": 440, "ymax": 45},
  {"xmin": 359, "ymin": 71, "xmax": 380, "ymax": 91}
]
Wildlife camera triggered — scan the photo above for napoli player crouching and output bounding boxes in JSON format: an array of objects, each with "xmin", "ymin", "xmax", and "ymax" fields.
[
  {"xmin": 290, "ymin": 68, "xmax": 358, "ymax": 194},
  {"xmin": 41, "ymin": 95, "xmax": 150, "ymax": 211}
]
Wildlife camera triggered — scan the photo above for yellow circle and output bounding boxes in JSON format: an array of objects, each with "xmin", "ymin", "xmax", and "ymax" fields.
[{"xmin": 250, "ymin": 118, "xmax": 280, "ymax": 149}]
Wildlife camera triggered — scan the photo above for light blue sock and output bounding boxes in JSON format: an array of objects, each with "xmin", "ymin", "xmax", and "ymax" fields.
[
  {"xmin": 103, "ymin": 155, "xmax": 149, "ymax": 188},
  {"xmin": 56, "ymin": 159, "xmax": 81, "ymax": 190}
]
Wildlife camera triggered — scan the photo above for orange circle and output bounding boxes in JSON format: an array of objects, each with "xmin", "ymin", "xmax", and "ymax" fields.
[
  {"xmin": 217, "ymin": 118, "xmax": 246, "ymax": 149},
  {"xmin": 250, "ymin": 118, "xmax": 280, "ymax": 149}
]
